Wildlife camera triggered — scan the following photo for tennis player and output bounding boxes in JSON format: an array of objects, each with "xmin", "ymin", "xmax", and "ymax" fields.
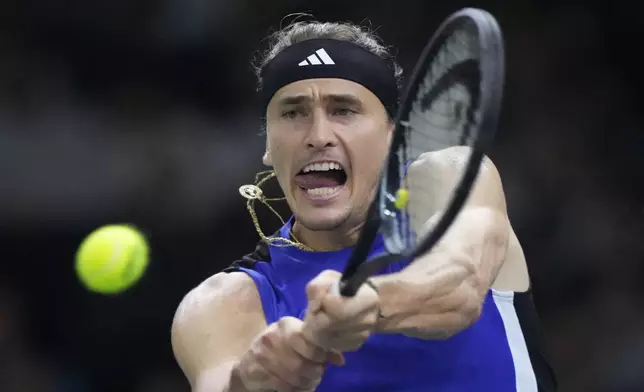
[{"xmin": 171, "ymin": 20, "xmax": 557, "ymax": 392}]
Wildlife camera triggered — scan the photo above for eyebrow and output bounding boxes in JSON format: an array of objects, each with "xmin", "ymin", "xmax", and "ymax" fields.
[{"xmin": 276, "ymin": 93, "xmax": 363, "ymax": 107}]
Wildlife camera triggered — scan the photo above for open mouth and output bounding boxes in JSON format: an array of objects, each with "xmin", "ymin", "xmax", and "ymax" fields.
[{"xmin": 294, "ymin": 161, "xmax": 348, "ymax": 198}]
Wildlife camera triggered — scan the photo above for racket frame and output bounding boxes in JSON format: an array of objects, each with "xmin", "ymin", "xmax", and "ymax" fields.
[{"xmin": 339, "ymin": 8, "xmax": 505, "ymax": 297}]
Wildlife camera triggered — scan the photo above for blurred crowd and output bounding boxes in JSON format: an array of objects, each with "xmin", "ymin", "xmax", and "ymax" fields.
[{"xmin": 1, "ymin": 0, "xmax": 643, "ymax": 391}]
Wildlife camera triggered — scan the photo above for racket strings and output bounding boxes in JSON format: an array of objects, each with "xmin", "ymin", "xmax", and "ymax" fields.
[
  {"xmin": 240, "ymin": 170, "xmax": 313, "ymax": 251},
  {"xmin": 399, "ymin": 23, "xmax": 483, "ymax": 244},
  {"xmin": 407, "ymin": 32, "xmax": 481, "ymax": 157},
  {"xmin": 407, "ymin": 85, "xmax": 473, "ymax": 156}
]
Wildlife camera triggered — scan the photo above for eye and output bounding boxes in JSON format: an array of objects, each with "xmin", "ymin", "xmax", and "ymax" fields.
[
  {"xmin": 332, "ymin": 108, "xmax": 357, "ymax": 116},
  {"xmin": 281, "ymin": 110, "xmax": 298, "ymax": 119},
  {"xmin": 281, "ymin": 107, "xmax": 310, "ymax": 119}
]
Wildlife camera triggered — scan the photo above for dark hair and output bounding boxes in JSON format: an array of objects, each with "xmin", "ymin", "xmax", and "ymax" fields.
[{"xmin": 254, "ymin": 16, "xmax": 403, "ymax": 93}]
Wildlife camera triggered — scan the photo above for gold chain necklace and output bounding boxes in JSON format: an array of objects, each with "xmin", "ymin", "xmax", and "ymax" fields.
[{"xmin": 239, "ymin": 170, "xmax": 314, "ymax": 252}]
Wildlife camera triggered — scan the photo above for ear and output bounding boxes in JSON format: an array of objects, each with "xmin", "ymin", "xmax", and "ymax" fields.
[
  {"xmin": 386, "ymin": 121, "xmax": 395, "ymax": 145},
  {"xmin": 262, "ymin": 137, "xmax": 272, "ymax": 166},
  {"xmin": 262, "ymin": 150, "xmax": 272, "ymax": 166}
]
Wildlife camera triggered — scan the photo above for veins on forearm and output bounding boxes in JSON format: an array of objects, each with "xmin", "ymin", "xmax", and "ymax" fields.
[
  {"xmin": 372, "ymin": 253, "xmax": 483, "ymax": 339},
  {"xmin": 371, "ymin": 210, "xmax": 509, "ymax": 339}
]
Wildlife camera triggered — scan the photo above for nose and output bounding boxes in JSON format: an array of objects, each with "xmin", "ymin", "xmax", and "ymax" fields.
[{"xmin": 305, "ymin": 111, "xmax": 337, "ymax": 150}]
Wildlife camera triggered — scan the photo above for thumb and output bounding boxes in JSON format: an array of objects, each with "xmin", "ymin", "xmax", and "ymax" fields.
[
  {"xmin": 306, "ymin": 270, "xmax": 341, "ymax": 305},
  {"xmin": 326, "ymin": 350, "xmax": 345, "ymax": 366}
]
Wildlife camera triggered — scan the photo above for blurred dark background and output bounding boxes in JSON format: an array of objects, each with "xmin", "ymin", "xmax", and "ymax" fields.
[{"xmin": 1, "ymin": 0, "xmax": 643, "ymax": 391}]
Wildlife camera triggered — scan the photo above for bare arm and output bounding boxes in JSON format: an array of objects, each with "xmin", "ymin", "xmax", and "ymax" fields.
[
  {"xmin": 171, "ymin": 272, "xmax": 267, "ymax": 392},
  {"xmin": 372, "ymin": 147, "xmax": 511, "ymax": 339}
]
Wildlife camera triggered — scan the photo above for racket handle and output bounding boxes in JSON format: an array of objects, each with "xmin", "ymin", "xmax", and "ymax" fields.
[{"xmin": 335, "ymin": 278, "xmax": 360, "ymax": 297}]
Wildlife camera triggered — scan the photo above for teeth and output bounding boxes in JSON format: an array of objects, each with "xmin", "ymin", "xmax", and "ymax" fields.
[
  {"xmin": 306, "ymin": 186, "xmax": 341, "ymax": 196},
  {"xmin": 302, "ymin": 162, "xmax": 342, "ymax": 173}
]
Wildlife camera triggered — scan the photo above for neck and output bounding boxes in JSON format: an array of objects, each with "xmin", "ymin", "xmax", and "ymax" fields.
[{"xmin": 292, "ymin": 220, "xmax": 364, "ymax": 252}]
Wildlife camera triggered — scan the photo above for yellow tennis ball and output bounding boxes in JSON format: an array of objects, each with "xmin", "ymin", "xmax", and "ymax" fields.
[
  {"xmin": 75, "ymin": 225, "xmax": 149, "ymax": 295},
  {"xmin": 394, "ymin": 188, "xmax": 409, "ymax": 210}
]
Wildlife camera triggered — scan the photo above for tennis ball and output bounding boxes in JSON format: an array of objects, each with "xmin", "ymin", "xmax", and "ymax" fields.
[
  {"xmin": 75, "ymin": 224, "xmax": 149, "ymax": 295},
  {"xmin": 394, "ymin": 188, "xmax": 409, "ymax": 210}
]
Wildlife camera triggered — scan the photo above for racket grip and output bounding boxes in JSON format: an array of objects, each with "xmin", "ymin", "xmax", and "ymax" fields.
[{"xmin": 336, "ymin": 279, "xmax": 359, "ymax": 297}]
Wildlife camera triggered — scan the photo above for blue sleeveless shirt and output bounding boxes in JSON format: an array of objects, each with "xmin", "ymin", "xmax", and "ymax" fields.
[{"xmin": 225, "ymin": 219, "xmax": 556, "ymax": 392}]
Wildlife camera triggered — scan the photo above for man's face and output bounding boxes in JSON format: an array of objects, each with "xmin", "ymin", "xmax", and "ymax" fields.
[{"xmin": 265, "ymin": 78, "xmax": 392, "ymax": 232}]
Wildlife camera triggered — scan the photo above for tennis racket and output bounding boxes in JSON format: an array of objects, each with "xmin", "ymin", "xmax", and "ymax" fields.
[{"xmin": 337, "ymin": 7, "xmax": 505, "ymax": 297}]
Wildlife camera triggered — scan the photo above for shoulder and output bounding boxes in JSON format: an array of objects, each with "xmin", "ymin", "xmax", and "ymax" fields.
[
  {"xmin": 171, "ymin": 271, "xmax": 265, "ymax": 385},
  {"xmin": 173, "ymin": 271, "xmax": 260, "ymax": 323}
]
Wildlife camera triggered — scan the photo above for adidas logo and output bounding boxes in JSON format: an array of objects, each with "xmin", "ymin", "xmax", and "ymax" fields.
[{"xmin": 298, "ymin": 49, "xmax": 335, "ymax": 66}]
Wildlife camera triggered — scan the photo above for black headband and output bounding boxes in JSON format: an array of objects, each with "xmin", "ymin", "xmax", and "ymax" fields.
[{"xmin": 259, "ymin": 39, "xmax": 399, "ymax": 116}]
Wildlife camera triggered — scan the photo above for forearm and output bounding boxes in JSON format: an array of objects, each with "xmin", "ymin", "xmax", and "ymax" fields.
[
  {"xmin": 192, "ymin": 360, "xmax": 251, "ymax": 392},
  {"xmin": 372, "ymin": 206, "xmax": 509, "ymax": 339},
  {"xmin": 372, "ymin": 269, "xmax": 480, "ymax": 339}
]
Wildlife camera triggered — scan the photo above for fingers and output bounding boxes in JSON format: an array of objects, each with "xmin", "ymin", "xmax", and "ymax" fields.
[
  {"xmin": 309, "ymin": 317, "xmax": 373, "ymax": 351},
  {"xmin": 315, "ymin": 276, "xmax": 380, "ymax": 324},
  {"xmin": 275, "ymin": 317, "xmax": 345, "ymax": 372},
  {"xmin": 314, "ymin": 307, "xmax": 379, "ymax": 333},
  {"xmin": 306, "ymin": 270, "xmax": 341, "ymax": 312},
  {"xmin": 252, "ymin": 350, "xmax": 307, "ymax": 391},
  {"xmin": 277, "ymin": 317, "xmax": 328, "ymax": 364},
  {"xmin": 306, "ymin": 270, "xmax": 379, "ymax": 317},
  {"xmin": 304, "ymin": 270, "xmax": 381, "ymax": 352},
  {"xmin": 241, "ymin": 341, "xmax": 301, "ymax": 392},
  {"xmin": 326, "ymin": 350, "xmax": 346, "ymax": 366},
  {"xmin": 242, "ymin": 316, "xmax": 341, "ymax": 392}
]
